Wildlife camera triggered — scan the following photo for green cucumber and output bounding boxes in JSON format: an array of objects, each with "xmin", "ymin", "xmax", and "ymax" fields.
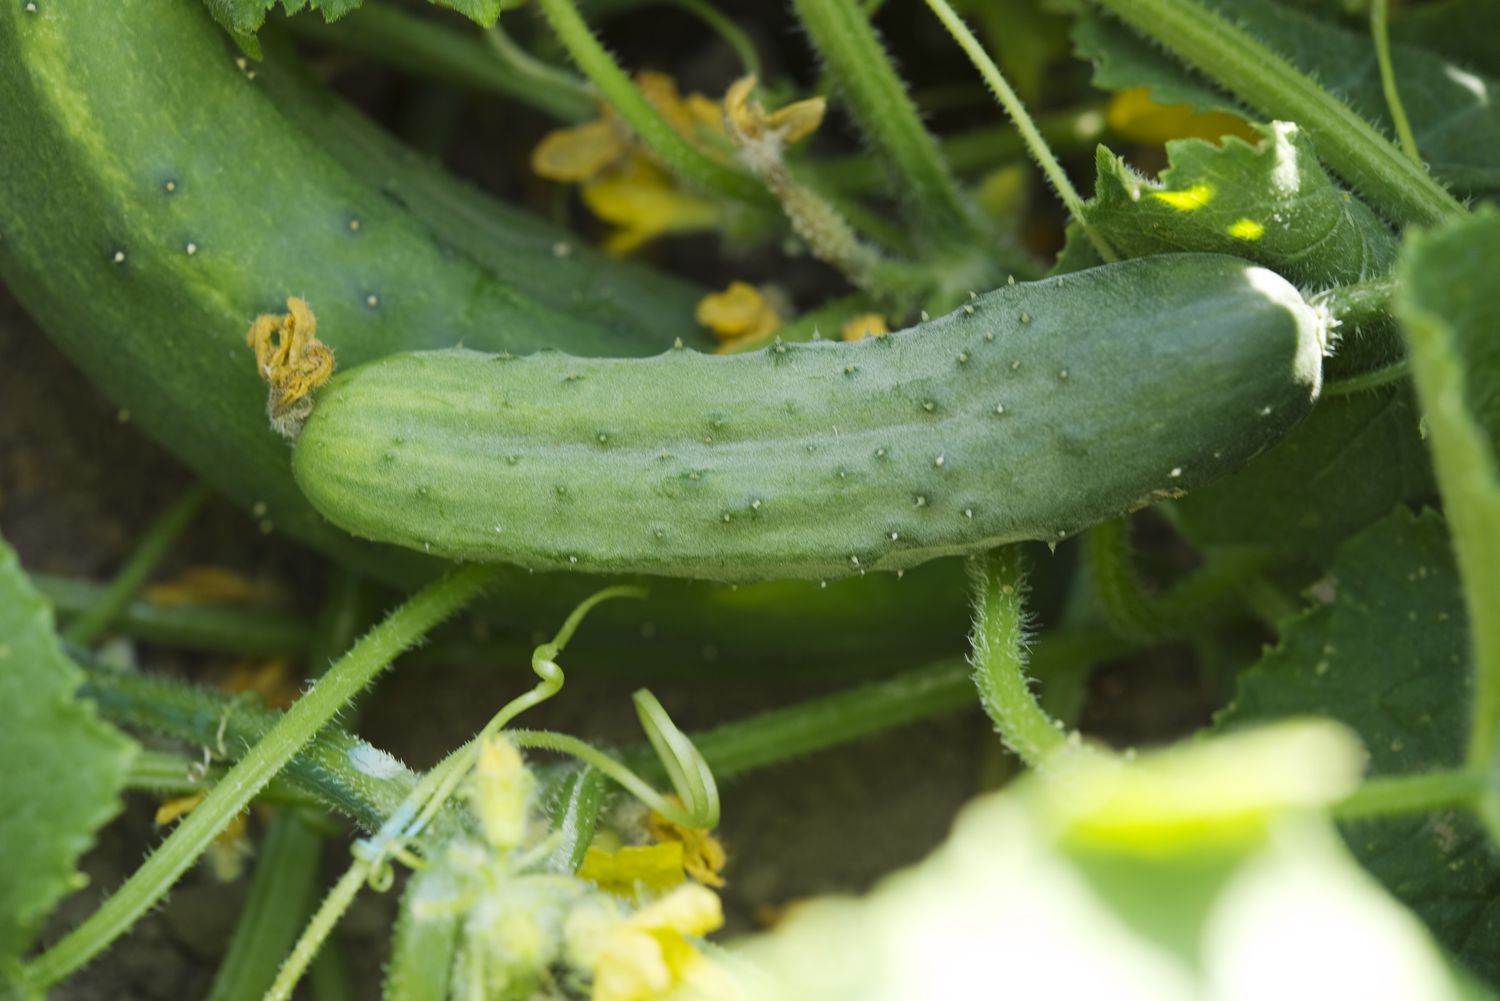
[
  {"xmin": 293, "ymin": 254, "xmax": 1325, "ymax": 583},
  {"xmin": 0, "ymin": 0, "xmax": 702, "ymax": 583}
]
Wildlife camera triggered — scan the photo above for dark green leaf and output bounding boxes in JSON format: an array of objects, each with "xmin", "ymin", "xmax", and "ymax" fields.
[
  {"xmin": 1218, "ymin": 508, "xmax": 1500, "ymax": 986},
  {"xmin": 0, "ymin": 540, "xmax": 136, "ymax": 981},
  {"xmin": 1074, "ymin": 0, "xmax": 1500, "ymax": 195},
  {"xmin": 1401, "ymin": 0, "xmax": 1500, "ymax": 79},
  {"xmin": 201, "ymin": 0, "xmax": 502, "ymax": 44},
  {"xmin": 1174, "ymin": 386, "xmax": 1433, "ymax": 562},
  {"xmin": 1086, "ymin": 123, "xmax": 1397, "ymax": 286}
]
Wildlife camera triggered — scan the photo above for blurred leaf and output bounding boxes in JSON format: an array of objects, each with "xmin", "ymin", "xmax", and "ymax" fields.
[
  {"xmin": 1396, "ymin": 207, "xmax": 1500, "ymax": 798},
  {"xmin": 201, "ymin": 0, "xmax": 503, "ymax": 45},
  {"xmin": 1218, "ymin": 508, "xmax": 1500, "ymax": 987},
  {"xmin": 691, "ymin": 723, "xmax": 1482, "ymax": 1001},
  {"xmin": 1073, "ymin": 0, "xmax": 1500, "ymax": 196},
  {"xmin": 1174, "ymin": 387, "xmax": 1433, "ymax": 562},
  {"xmin": 1086, "ymin": 122, "xmax": 1397, "ymax": 286},
  {"xmin": 0, "ymin": 539, "xmax": 137, "ymax": 983},
  {"xmin": 1401, "ymin": 0, "xmax": 1500, "ymax": 79}
]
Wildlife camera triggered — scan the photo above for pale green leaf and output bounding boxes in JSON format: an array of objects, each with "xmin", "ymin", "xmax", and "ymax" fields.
[
  {"xmin": 0, "ymin": 539, "xmax": 137, "ymax": 983},
  {"xmin": 1218, "ymin": 508, "xmax": 1500, "ymax": 985},
  {"xmin": 1073, "ymin": 0, "xmax": 1500, "ymax": 195},
  {"xmin": 1396, "ymin": 207, "xmax": 1500, "ymax": 777},
  {"xmin": 689, "ymin": 723, "xmax": 1479, "ymax": 1001}
]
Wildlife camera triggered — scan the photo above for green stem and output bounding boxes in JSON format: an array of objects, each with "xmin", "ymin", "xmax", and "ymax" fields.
[
  {"xmin": 265, "ymin": 864, "xmax": 369, "ymax": 1001},
  {"xmin": 1324, "ymin": 359, "xmax": 1409, "ymax": 396},
  {"xmin": 1085, "ymin": 519, "xmax": 1164, "ymax": 642},
  {"xmin": 309, "ymin": 942, "xmax": 356, "ymax": 1001},
  {"xmin": 532, "ymin": 0, "xmax": 772, "ymax": 208},
  {"xmin": 790, "ymin": 0, "xmax": 983, "ymax": 250},
  {"xmin": 922, "ymin": 0, "xmax": 1116, "ymax": 262},
  {"xmin": 23, "ymin": 564, "xmax": 499, "ymax": 990},
  {"xmin": 1088, "ymin": 0, "xmax": 1465, "ymax": 227},
  {"xmin": 1370, "ymin": 0, "xmax": 1422, "ymax": 166},
  {"xmin": 968, "ymin": 548, "xmax": 1067, "ymax": 767},
  {"xmin": 206, "ymin": 570, "xmax": 366, "ymax": 1001},
  {"xmin": 1313, "ymin": 273, "xmax": 1398, "ymax": 329},
  {"xmin": 1333, "ymin": 768, "xmax": 1486, "ymax": 820},
  {"xmin": 77, "ymin": 655, "xmax": 414, "ymax": 830},
  {"xmin": 123, "ymin": 750, "xmax": 319, "ymax": 808},
  {"xmin": 510, "ymin": 729, "xmax": 705, "ymax": 827},
  {"xmin": 285, "ymin": 5, "xmax": 595, "ymax": 122},
  {"xmin": 688, "ymin": 659, "xmax": 972, "ymax": 778},
  {"xmin": 62, "ymin": 483, "xmax": 210, "ymax": 647},
  {"xmin": 205, "ymin": 815, "xmax": 324, "ymax": 1001},
  {"xmin": 485, "ymin": 18, "xmax": 598, "ymax": 117},
  {"xmin": 37, "ymin": 572, "xmax": 314, "ymax": 657}
]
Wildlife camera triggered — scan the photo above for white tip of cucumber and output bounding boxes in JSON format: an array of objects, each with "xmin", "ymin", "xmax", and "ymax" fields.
[{"xmin": 1245, "ymin": 266, "xmax": 1325, "ymax": 399}]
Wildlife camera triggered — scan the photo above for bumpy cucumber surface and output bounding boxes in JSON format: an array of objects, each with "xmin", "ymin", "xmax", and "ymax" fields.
[
  {"xmin": 0, "ymin": 0, "xmax": 701, "ymax": 581},
  {"xmin": 294, "ymin": 254, "xmax": 1325, "ymax": 583}
]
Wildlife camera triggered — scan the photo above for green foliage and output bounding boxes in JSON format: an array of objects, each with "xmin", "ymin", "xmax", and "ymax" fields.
[
  {"xmin": 0, "ymin": 539, "xmax": 136, "ymax": 983},
  {"xmin": 1174, "ymin": 387, "xmax": 1433, "ymax": 561},
  {"xmin": 1218, "ymin": 509, "xmax": 1500, "ymax": 984},
  {"xmin": 1396, "ymin": 209, "xmax": 1500, "ymax": 779},
  {"xmin": 1082, "ymin": 124, "xmax": 1397, "ymax": 285},
  {"xmin": 202, "ymin": 0, "xmax": 504, "ymax": 53},
  {"xmin": 1073, "ymin": 0, "xmax": 1500, "ymax": 196},
  {"xmin": 704, "ymin": 723, "xmax": 1478, "ymax": 1000}
]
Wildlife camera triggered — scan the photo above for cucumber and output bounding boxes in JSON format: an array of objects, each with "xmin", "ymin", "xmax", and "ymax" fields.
[
  {"xmin": 0, "ymin": 0, "xmax": 701, "ymax": 583},
  {"xmin": 293, "ymin": 254, "xmax": 1325, "ymax": 583}
]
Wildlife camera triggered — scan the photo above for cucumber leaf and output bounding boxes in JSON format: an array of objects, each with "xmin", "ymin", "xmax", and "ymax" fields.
[
  {"xmin": 702, "ymin": 723, "xmax": 1481, "ymax": 1000},
  {"xmin": 1173, "ymin": 387, "xmax": 1434, "ymax": 563},
  {"xmin": 0, "ymin": 539, "xmax": 137, "ymax": 984},
  {"xmin": 1396, "ymin": 207, "xmax": 1500, "ymax": 793},
  {"xmin": 1217, "ymin": 508, "xmax": 1500, "ymax": 987},
  {"xmin": 1084, "ymin": 122, "xmax": 1398, "ymax": 286},
  {"xmin": 1073, "ymin": 0, "xmax": 1500, "ymax": 196}
]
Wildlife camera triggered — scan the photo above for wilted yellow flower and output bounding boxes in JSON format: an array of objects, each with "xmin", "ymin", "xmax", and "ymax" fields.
[
  {"xmin": 696, "ymin": 282, "xmax": 783, "ymax": 348},
  {"xmin": 723, "ymin": 75, "xmax": 826, "ymax": 147},
  {"xmin": 589, "ymin": 884, "xmax": 725, "ymax": 1001},
  {"xmin": 245, "ymin": 297, "xmax": 333, "ymax": 438},
  {"xmin": 1107, "ymin": 87, "xmax": 1256, "ymax": 145},
  {"xmin": 647, "ymin": 804, "xmax": 727, "ymax": 888},
  {"xmin": 145, "ymin": 565, "xmax": 280, "ymax": 606},
  {"xmin": 221, "ymin": 657, "xmax": 298, "ymax": 711},
  {"xmin": 840, "ymin": 313, "xmax": 889, "ymax": 342},
  {"xmin": 531, "ymin": 71, "xmax": 729, "ymax": 253},
  {"xmin": 581, "ymin": 156, "xmax": 720, "ymax": 254},
  {"xmin": 155, "ymin": 796, "xmax": 252, "ymax": 882}
]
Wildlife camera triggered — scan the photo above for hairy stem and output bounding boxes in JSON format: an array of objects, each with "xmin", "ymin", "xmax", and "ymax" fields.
[
  {"xmin": 1333, "ymin": 768, "xmax": 1486, "ymax": 820},
  {"xmin": 1088, "ymin": 0, "xmax": 1465, "ymax": 227},
  {"xmin": 533, "ymin": 0, "xmax": 772, "ymax": 208},
  {"xmin": 968, "ymin": 548, "xmax": 1066, "ymax": 766},
  {"xmin": 922, "ymin": 0, "xmax": 1116, "ymax": 262},
  {"xmin": 62, "ymin": 482, "xmax": 210, "ymax": 647},
  {"xmin": 790, "ymin": 0, "xmax": 986, "ymax": 252},
  {"xmin": 24, "ymin": 564, "xmax": 499, "ymax": 989}
]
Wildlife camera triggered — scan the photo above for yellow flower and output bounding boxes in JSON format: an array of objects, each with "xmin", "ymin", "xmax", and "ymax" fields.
[
  {"xmin": 696, "ymin": 281, "xmax": 782, "ymax": 349},
  {"xmin": 647, "ymin": 803, "xmax": 727, "ymax": 888},
  {"xmin": 245, "ymin": 297, "xmax": 333, "ymax": 438},
  {"xmin": 839, "ymin": 313, "xmax": 889, "ymax": 343},
  {"xmin": 221, "ymin": 657, "xmax": 298, "ymax": 711},
  {"xmin": 723, "ymin": 75, "xmax": 826, "ymax": 147},
  {"xmin": 582, "ymin": 156, "xmax": 720, "ymax": 255},
  {"xmin": 144, "ymin": 565, "xmax": 281, "ymax": 607},
  {"xmin": 531, "ymin": 71, "xmax": 728, "ymax": 254},
  {"xmin": 589, "ymin": 884, "xmax": 725, "ymax": 1001},
  {"xmin": 155, "ymin": 796, "xmax": 252, "ymax": 882},
  {"xmin": 578, "ymin": 842, "xmax": 688, "ymax": 898},
  {"xmin": 1108, "ymin": 87, "xmax": 1256, "ymax": 145}
]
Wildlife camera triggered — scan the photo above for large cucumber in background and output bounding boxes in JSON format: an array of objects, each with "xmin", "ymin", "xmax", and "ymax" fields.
[
  {"xmin": 294, "ymin": 254, "xmax": 1325, "ymax": 582},
  {"xmin": 0, "ymin": 0, "xmax": 979, "ymax": 668}
]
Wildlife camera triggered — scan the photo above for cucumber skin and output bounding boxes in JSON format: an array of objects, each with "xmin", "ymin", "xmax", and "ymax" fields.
[
  {"xmin": 295, "ymin": 254, "xmax": 1324, "ymax": 583},
  {"xmin": 0, "ymin": 0, "xmax": 701, "ymax": 581}
]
